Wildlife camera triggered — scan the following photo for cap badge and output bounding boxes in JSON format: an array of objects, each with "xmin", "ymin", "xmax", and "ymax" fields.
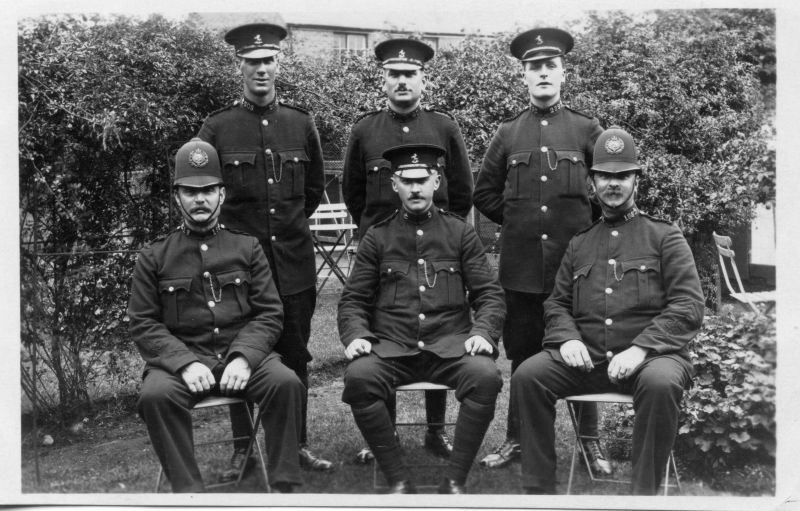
[
  {"xmin": 398, "ymin": 49, "xmax": 406, "ymax": 59},
  {"xmin": 254, "ymin": 34, "xmax": 262, "ymax": 45},
  {"xmin": 535, "ymin": 35, "xmax": 543, "ymax": 46},
  {"xmin": 604, "ymin": 135, "xmax": 625, "ymax": 155},
  {"xmin": 189, "ymin": 148, "xmax": 209, "ymax": 168},
  {"xmin": 411, "ymin": 153, "xmax": 419, "ymax": 164}
]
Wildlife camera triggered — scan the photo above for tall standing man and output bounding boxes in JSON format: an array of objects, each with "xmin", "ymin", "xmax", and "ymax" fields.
[
  {"xmin": 197, "ymin": 19, "xmax": 333, "ymax": 474},
  {"xmin": 342, "ymin": 38, "xmax": 474, "ymax": 462},
  {"xmin": 473, "ymin": 28, "xmax": 608, "ymax": 472},
  {"xmin": 339, "ymin": 143, "xmax": 505, "ymax": 494},
  {"xmin": 511, "ymin": 126, "xmax": 704, "ymax": 494},
  {"xmin": 130, "ymin": 138, "xmax": 304, "ymax": 493}
]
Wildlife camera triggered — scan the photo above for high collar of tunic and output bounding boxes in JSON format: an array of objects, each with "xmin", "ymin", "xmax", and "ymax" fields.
[
  {"xmin": 240, "ymin": 95, "xmax": 278, "ymax": 115},
  {"xmin": 401, "ymin": 207, "xmax": 435, "ymax": 225},
  {"xmin": 601, "ymin": 206, "xmax": 640, "ymax": 227},
  {"xmin": 387, "ymin": 105, "xmax": 421, "ymax": 122},
  {"xmin": 180, "ymin": 222, "xmax": 222, "ymax": 239},
  {"xmin": 530, "ymin": 100, "xmax": 563, "ymax": 116}
]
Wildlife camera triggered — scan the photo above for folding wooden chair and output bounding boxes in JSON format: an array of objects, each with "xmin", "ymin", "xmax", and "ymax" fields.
[
  {"xmin": 309, "ymin": 203, "xmax": 357, "ymax": 293},
  {"xmin": 712, "ymin": 231, "xmax": 776, "ymax": 315},
  {"xmin": 565, "ymin": 393, "xmax": 680, "ymax": 496},
  {"xmin": 372, "ymin": 382, "xmax": 456, "ymax": 490},
  {"xmin": 154, "ymin": 395, "xmax": 269, "ymax": 492}
]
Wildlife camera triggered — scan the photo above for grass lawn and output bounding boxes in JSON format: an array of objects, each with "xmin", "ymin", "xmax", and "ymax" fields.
[{"xmin": 20, "ymin": 293, "xmax": 771, "ymax": 497}]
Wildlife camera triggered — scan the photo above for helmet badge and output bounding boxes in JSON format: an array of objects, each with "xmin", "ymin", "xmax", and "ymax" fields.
[
  {"xmin": 189, "ymin": 148, "xmax": 209, "ymax": 168},
  {"xmin": 411, "ymin": 153, "xmax": 419, "ymax": 164},
  {"xmin": 254, "ymin": 34, "xmax": 263, "ymax": 45},
  {"xmin": 604, "ymin": 135, "xmax": 625, "ymax": 155},
  {"xmin": 398, "ymin": 49, "xmax": 406, "ymax": 58},
  {"xmin": 535, "ymin": 35, "xmax": 543, "ymax": 46}
]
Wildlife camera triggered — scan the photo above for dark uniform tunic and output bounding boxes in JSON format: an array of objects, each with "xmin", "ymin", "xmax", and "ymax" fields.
[
  {"xmin": 129, "ymin": 225, "xmax": 303, "ymax": 492},
  {"xmin": 474, "ymin": 103, "xmax": 602, "ymax": 294},
  {"xmin": 197, "ymin": 97, "xmax": 324, "ymax": 297},
  {"xmin": 338, "ymin": 207, "xmax": 505, "ymax": 485},
  {"xmin": 338, "ymin": 208, "xmax": 505, "ymax": 360},
  {"xmin": 198, "ymin": 97, "xmax": 324, "ymax": 446},
  {"xmin": 343, "ymin": 107, "xmax": 473, "ymax": 237},
  {"xmin": 512, "ymin": 209, "xmax": 705, "ymax": 494}
]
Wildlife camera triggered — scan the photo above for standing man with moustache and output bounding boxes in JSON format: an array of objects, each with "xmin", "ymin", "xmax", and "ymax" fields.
[
  {"xmin": 342, "ymin": 38, "xmax": 474, "ymax": 463},
  {"xmin": 197, "ymin": 19, "xmax": 333, "ymax": 478},
  {"xmin": 473, "ymin": 28, "xmax": 609, "ymax": 474}
]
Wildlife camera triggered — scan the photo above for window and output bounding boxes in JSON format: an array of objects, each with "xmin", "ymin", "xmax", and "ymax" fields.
[{"xmin": 334, "ymin": 32, "xmax": 368, "ymax": 56}]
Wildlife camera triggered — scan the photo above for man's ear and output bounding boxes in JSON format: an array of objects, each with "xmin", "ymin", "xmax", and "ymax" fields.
[
  {"xmin": 432, "ymin": 172, "xmax": 441, "ymax": 191},
  {"xmin": 390, "ymin": 175, "xmax": 399, "ymax": 193},
  {"xmin": 219, "ymin": 186, "xmax": 226, "ymax": 205}
]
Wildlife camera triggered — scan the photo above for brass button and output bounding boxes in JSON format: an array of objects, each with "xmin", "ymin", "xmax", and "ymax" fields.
[
  {"xmin": 416, "ymin": 229, "xmax": 423, "ymax": 236},
  {"xmin": 608, "ymin": 259, "xmax": 616, "ymax": 265},
  {"xmin": 235, "ymin": 278, "xmax": 241, "ymax": 284},
  {"xmin": 419, "ymin": 286, "xmax": 426, "ymax": 292},
  {"xmin": 417, "ymin": 341, "xmax": 425, "ymax": 348},
  {"xmin": 293, "ymin": 157, "xmax": 299, "ymax": 162},
  {"xmin": 611, "ymin": 230, "xmax": 619, "ymax": 237},
  {"xmin": 168, "ymin": 286, "xmax": 174, "ymax": 292},
  {"xmin": 373, "ymin": 166, "xmax": 379, "ymax": 171},
  {"xmin": 512, "ymin": 159, "xmax": 517, "ymax": 165},
  {"xmin": 213, "ymin": 327, "xmax": 220, "ymax": 334},
  {"xmin": 541, "ymin": 146, "xmax": 548, "ymax": 152},
  {"xmin": 203, "ymin": 271, "xmax": 210, "ymax": 278},
  {"xmin": 605, "ymin": 318, "xmax": 613, "ymax": 326},
  {"xmin": 271, "ymin": 235, "xmax": 276, "ymax": 241},
  {"xmin": 200, "ymin": 244, "xmax": 208, "ymax": 251},
  {"xmin": 605, "ymin": 288, "xmax": 613, "ymax": 295},
  {"xmin": 640, "ymin": 265, "xmax": 647, "ymax": 271},
  {"xmin": 234, "ymin": 160, "xmax": 239, "ymax": 166},
  {"xmin": 541, "ymin": 205, "xmax": 548, "ymax": 213},
  {"xmin": 266, "ymin": 148, "xmax": 272, "ymax": 155},
  {"xmin": 208, "ymin": 301, "xmax": 216, "ymax": 308},
  {"xmin": 419, "ymin": 313, "xmax": 426, "ymax": 320},
  {"xmin": 267, "ymin": 178, "xmax": 274, "ymax": 185},
  {"xmin": 402, "ymin": 126, "xmax": 410, "ymax": 133},
  {"xmin": 417, "ymin": 258, "xmax": 424, "ymax": 265},
  {"xmin": 541, "ymin": 175, "xmax": 548, "ymax": 182},
  {"xmin": 541, "ymin": 120, "xmax": 548, "ymax": 126},
  {"xmin": 261, "ymin": 119, "xmax": 268, "ymax": 126},
  {"xmin": 269, "ymin": 208, "xmax": 276, "ymax": 214},
  {"xmin": 541, "ymin": 234, "xmax": 548, "ymax": 241}
]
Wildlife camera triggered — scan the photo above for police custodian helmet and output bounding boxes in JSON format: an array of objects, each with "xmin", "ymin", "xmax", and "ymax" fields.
[
  {"xmin": 173, "ymin": 138, "xmax": 224, "ymax": 188},
  {"xmin": 590, "ymin": 126, "xmax": 643, "ymax": 174}
]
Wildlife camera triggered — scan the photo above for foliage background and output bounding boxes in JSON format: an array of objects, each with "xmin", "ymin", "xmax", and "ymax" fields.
[{"xmin": 18, "ymin": 9, "xmax": 776, "ymax": 473}]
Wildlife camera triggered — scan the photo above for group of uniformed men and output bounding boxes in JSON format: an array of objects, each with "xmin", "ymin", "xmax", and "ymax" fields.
[{"xmin": 127, "ymin": 17, "xmax": 705, "ymax": 495}]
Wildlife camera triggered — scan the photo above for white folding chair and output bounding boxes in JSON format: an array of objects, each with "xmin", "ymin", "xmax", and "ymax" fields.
[
  {"xmin": 712, "ymin": 231, "xmax": 775, "ymax": 315},
  {"xmin": 565, "ymin": 393, "xmax": 680, "ymax": 495},
  {"xmin": 309, "ymin": 203, "xmax": 357, "ymax": 294},
  {"xmin": 154, "ymin": 395, "xmax": 269, "ymax": 492}
]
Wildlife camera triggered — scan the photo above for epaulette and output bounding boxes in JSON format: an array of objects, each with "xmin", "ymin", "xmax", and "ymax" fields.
[
  {"xmin": 206, "ymin": 101, "xmax": 237, "ymax": 118},
  {"xmin": 373, "ymin": 209, "xmax": 399, "ymax": 228},
  {"xmin": 423, "ymin": 106, "xmax": 455, "ymax": 120},
  {"xmin": 279, "ymin": 100, "xmax": 311, "ymax": 115},
  {"xmin": 353, "ymin": 109, "xmax": 382, "ymax": 125},
  {"xmin": 564, "ymin": 105, "xmax": 596, "ymax": 120},
  {"xmin": 439, "ymin": 208, "xmax": 466, "ymax": 222},
  {"xmin": 575, "ymin": 217, "xmax": 603, "ymax": 236},
  {"xmin": 500, "ymin": 109, "xmax": 526, "ymax": 124},
  {"xmin": 639, "ymin": 212, "xmax": 675, "ymax": 225}
]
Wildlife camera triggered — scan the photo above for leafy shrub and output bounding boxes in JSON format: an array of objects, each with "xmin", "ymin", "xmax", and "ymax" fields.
[{"xmin": 677, "ymin": 308, "xmax": 776, "ymax": 472}]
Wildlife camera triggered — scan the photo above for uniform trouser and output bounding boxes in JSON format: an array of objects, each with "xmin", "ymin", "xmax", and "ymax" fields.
[
  {"xmin": 137, "ymin": 352, "xmax": 304, "ymax": 492},
  {"xmin": 503, "ymin": 289, "xmax": 597, "ymax": 440},
  {"xmin": 231, "ymin": 286, "xmax": 316, "ymax": 449},
  {"xmin": 342, "ymin": 351, "xmax": 502, "ymax": 485},
  {"xmin": 511, "ymin": 350, "xmax": 692, "ymax": 494}
]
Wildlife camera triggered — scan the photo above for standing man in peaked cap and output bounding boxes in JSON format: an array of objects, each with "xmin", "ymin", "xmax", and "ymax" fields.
[
  {"xmin": 342, "ymin": 37, "xmax": 474, "ymax": 463},
  {"xmin": 197, "ymin": 18, "xmax": 334, "ymax": 478},
  {"xmin": 339, "ymin": 143, "xmax": 505, "ymax": 494},
  {"xmin": 129, "ymin": 138, "xmax": 304, "ymax": 493},
  {"xmin": 473, "ymin": 27, "xmax": 609, "ymax": 473},
  {"xmin": 511, "ymin": 127, "xmax": 704, "ymax": 494}
]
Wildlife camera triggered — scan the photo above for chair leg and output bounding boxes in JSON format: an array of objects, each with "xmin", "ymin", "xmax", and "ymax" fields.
[
  {"xmin": 566, "ymin": 438, "xmax": 579, "ymax": 495},
  {"xmin": 240, "ymin": 404, "xmax": 271, "ymax": 492},
  {"xmin": 154, "ymin": 466, "xmax": 164, "ymax": 493}
]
